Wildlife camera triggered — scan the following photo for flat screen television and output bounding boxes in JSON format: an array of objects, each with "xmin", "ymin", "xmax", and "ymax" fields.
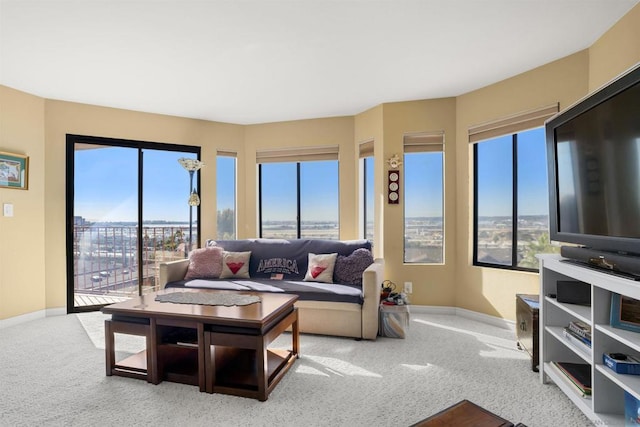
[{"xmin": 546, "ymin": 62, "xmax": 640, "ymax": 262}]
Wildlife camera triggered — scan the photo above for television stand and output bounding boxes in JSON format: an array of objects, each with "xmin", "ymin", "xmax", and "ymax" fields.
[
  {"xmin": 559, "ymin": 258, "xmax": 640, "ymax": 281},
  {"xmin": 538, "ymin": 253, "xmax": 640, "ymax": 425}
]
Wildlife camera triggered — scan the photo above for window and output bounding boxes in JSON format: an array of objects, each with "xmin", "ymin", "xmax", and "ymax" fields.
[
  {"xmin": 216, "ymin": 152, "xmax": 236, "ymax": 239},
  {"xmin": 359, "ymin": 140, "xmax": 374, "ymax": 242},
  {"xmin": 363, "ymin": 157, "xmax": 374, "ymax": 241},
  {"xmin": 473, "ymin": 127, "xmax": 556, "ymax": 270},
  {"xmin": 66, "ymin": 135, "xmax": 200, "ymax": 312},
  {"xmin": 257, "ymin": 146, "xmax": 339, "ymax": 240},
  {"xmin": 403, "ymin": 132, "xmax": 444, "ymax": 263}
]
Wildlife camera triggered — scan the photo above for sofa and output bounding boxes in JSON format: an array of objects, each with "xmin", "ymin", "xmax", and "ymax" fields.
[{"xmin": 158, "ymin": 238, "xmax": 383, "ymax": 340}]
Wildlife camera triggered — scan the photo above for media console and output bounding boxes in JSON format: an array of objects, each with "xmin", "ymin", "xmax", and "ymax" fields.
[{"xmin": 538, "ymin": 253, "xmax": 640, "ymax": 425}]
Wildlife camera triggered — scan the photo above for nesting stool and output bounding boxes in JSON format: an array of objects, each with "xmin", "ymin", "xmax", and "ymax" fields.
[{"xmin": 104, "ymin": 315, "xmax": 159, "ymax": 384}]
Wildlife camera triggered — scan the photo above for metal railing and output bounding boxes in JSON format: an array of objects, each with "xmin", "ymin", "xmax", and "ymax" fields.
[{"xmin": 73, "ymin": 225, "xmax": 195, "ymax": 302}]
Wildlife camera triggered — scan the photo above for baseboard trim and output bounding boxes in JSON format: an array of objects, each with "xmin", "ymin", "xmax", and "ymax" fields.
[
  {"xmin": 3, "ymin": 304, "xmax": 515, "ymax": 332},
  {"xmin": 0, "ymin": 307, "xmax": 66, "ymax": 330},
  {"xmin": 409, "ymin": 305, "xmax": 515, "ymax": 331}
]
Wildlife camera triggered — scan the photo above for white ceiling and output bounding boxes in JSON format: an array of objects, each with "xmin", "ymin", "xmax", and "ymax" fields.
[{"xmin": 1, "ymin": 0, "xmax": 638, "ymax": 125}]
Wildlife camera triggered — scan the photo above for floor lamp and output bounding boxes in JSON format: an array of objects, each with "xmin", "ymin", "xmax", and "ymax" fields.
[{"xmin": 178, "ymin": 158, "xmax": 204, "ymax": 257}]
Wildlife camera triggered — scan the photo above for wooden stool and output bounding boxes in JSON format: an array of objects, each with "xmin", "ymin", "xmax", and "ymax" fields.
[{"xmin": 105, "ymin": 315, "xmax": 159, "ymax": 384}]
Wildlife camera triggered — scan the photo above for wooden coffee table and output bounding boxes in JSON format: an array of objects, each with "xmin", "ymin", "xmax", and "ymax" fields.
[
  {"xmin": 102, "ymin": 288, "xmax": 299, "ymax": 400},
  {"xmin": 410, "ymin": 400, "xmax": 514, "ymax": 427}
]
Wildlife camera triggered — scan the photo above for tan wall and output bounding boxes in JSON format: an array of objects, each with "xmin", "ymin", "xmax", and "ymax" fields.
[
  {"xmin": 454, "ymin": 52, "xmax": 590, "ymax": 319},
  {"xmin": 42, "ymin": 101, "xmax": 244, "ymax": 312},
  {"xmin": 588, "ymin": 4, "xmax": 640, "ymax": 92},
  {"xmin": 0, "ymin": 86, "xmax": 46, "ymax": 319},
  {"xmin": 243, "ymin": 117, "xmax": 356, "ymax": 240},
  {"xmin": 380, "ymin": 98, "xmax": 457, "ymax": 306},
  {"xmin": 354, "ymin": 105, "xmax": 384, "ymax": 257}
]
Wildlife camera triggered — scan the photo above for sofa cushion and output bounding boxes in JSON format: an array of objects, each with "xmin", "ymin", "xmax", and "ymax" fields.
[
  {"xmin": 334, "ymin": 248, "xmax": 374, "ymax": 286},
  {"xmin": 184, "ymin": 246, "xmax": 223, "ymax": 280},
  {"xmin": 167, "ymin": 278, "xmax": 363, "ymax": 304},
  {"xmin": 207, "ymin": 238, "xmax": 372, "ymax": 281},
  {"xmin": 220, "ymin": 251, "xmax": 251, "ymax": 279},
  {"xmin": 303, "ymin": 253, "xmax": 338, "ymax": 283}
]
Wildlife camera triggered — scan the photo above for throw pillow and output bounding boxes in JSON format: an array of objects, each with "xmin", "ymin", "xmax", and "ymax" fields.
[
  {"xmin": 333, "ymin": 248, "xmax": 374, "ymax": 286},
  {"xmin": 184, "ymin": 246, "xmax": 224, "ymax": 280},
  {"xmin": 220, "ymin": 251, "xmax": 251, "ymax": 279},
  {"xmin": 303, "ymin": 253, "xmax": 338, "ymax": 284}
]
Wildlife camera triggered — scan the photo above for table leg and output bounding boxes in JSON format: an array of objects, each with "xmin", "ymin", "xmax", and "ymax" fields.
[
  {"xmin": 204, "ymin": 331, "xmax": 214, "ymax": 394},
  {"xmin": 105, "ymin": 319, "xmax": 114, "ymax": 376},
  {"xmin": 257, "ymin": 335, "xmax": 268, "ymax": 401},
  {"xmin": 197, "ymin": 323, "xmax": 206, "ymax": 392},
  {"xmin": 147, "ymin": 318, "xmax": 158, "ymax": 384},
  {"xmin": 292, "ymin": 308, "xmax": 300, "ymax": 358}
]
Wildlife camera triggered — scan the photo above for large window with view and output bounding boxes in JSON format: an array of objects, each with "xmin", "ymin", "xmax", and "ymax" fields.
[
  {"xmin": 473, "ymin": 126, "xmax": 557, "ymax": 270},
  {"xmin": 216, "ymin": 152, "xmax": 236, "ymax": 239},
  {"xmin": 258, "ymin": 147, "xmax": 339, "ymax": 240},
  {"xmin": 66, "ymin": 135, "xmax": 200, "ymax": 312},
  {"xmin": 403, "ymin": 133, "xmax": 444, "ymax": 263}
]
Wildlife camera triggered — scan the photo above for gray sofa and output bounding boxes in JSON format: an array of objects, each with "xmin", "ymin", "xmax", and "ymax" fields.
[{"xmin": 158, "ymin": 239, "xmax": 383, "ymax": 340}]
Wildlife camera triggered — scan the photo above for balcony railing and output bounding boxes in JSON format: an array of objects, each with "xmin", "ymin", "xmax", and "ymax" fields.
[{"xmin": 73, "ymin": 225, "xmax": 195, "ymax": 305}]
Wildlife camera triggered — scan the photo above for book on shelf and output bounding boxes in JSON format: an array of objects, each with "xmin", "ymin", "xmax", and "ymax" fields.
[
  {"xmin": 568, "ymin": 320, "xmax": 592, "ymax": 340},
  {"xmin": 552, "ymin": 361, "xmax": 592, "ymax": 396},
  {"xmin": 563, "ymin": 327, "xmax": 592, "ymax": 350}
]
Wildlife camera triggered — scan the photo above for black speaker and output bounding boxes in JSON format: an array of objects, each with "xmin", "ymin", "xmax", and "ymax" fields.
[
  {"xmin": 560, "ymin": 246, "xmax": 640, "ymax": 278},
  {"xmin": 557, "ymin": 280, "xmax": 591, "ymax": 306}
]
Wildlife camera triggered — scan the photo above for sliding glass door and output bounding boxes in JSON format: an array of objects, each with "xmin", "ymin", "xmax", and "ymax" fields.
[{"xmin": 67, "ymin": 135, "xmax": 200, "ymax": 312}]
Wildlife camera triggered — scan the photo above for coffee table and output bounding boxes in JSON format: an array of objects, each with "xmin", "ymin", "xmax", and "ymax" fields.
[
  {"xmin": 410, "ymin": 400, "xmax": 514, "ymax": 427},
  {"xmin": 102, "ymin": 288, "xmax": 299, "ymax": 400}
]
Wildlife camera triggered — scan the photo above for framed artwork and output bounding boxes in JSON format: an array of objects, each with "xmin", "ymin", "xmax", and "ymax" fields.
[
  {"xmin": 610, "ymin": 293, "xmax": 640, "ymax": 333},
  {"xmin": 0, "ymin": 151, "xmax": 29, "ymax": 190}
]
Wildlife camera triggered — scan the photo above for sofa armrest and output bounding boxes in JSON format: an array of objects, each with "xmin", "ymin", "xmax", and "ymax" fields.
[
  {"xmin": 360, "ymin": 258, "xmax": 384, "ymax": 340},
  {"xmin": 158, "ymin": 259, "xmax": 190, "ymax": 289}
]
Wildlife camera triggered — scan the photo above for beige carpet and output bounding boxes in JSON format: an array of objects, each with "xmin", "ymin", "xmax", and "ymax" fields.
[{"xmin": 0, "ymin": 310, "xmax": 591, "ymax": 426}]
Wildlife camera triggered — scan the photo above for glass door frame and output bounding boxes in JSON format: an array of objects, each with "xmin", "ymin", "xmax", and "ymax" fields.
[{"xmin": 65, "ymin": 134, "xmax": 201, "ymax": 313}]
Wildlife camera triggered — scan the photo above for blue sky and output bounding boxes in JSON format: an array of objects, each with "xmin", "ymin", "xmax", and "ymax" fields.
[
  {"xmin": 75, "ymin": 146, "xmax": 198, "ymax": 222},
  {"xmin": 476, "ymin": 127, "xmax": 549, "ymax": 217},
  {"xmin": 74, "ymin": 127, "xmax": 549, "ymax": 223}
]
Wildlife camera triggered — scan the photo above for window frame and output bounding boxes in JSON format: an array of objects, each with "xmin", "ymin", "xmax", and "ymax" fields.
[
  {"xmin": 361, "ymin": 156, "xmax": 374, "ymax": 241},
  {"xmin": 402, "ymin": 131, "xmax": 445, "ymax": 264},
  {"xmin": 472, "ymin": 128, "xmax": 549, "ymax": 272},
  {"xmin": 216, "ymin": 152, "xmax": 237, "ymax": 240},
  {"xmin": 258, "ymin": 160, "xmax": 339, "ymax": 239}
]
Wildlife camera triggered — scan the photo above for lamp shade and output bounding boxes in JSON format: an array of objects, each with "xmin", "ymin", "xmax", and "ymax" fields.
[{"xmin": 178, "ymin": 158, "xmax": 204, "ymax": 171}]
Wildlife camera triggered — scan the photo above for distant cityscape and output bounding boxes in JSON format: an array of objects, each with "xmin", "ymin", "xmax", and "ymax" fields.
[{"xmin": 71, "ymin": 214, "xmax": 552, "ymax": 301}]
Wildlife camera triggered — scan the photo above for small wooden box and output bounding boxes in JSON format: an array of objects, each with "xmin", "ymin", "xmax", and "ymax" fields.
[{"xmin": 516, "ymin": 294, "xmax": 539, "ymax": 372}]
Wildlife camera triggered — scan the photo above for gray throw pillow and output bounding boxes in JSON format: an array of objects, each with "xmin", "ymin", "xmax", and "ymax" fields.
[{"xmin": 333, "ymin": 248, "xmax": 374, "ymax": 286}]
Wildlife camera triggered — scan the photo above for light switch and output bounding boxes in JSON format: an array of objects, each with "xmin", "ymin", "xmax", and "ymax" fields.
[{"xmin": 3, "ymin": 203, "xmax": 14, "ymax": 217}]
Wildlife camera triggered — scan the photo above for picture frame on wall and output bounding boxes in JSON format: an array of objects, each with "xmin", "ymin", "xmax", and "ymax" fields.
[
  {"xmin": 610, "ymin": 293, "xmax": 640, "ymax": 333},
  {"xmin": 0, "ymin": 151, "xmax": 29, "ymax": 190}
]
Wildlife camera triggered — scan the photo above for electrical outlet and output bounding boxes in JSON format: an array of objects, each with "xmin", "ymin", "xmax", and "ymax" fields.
[{"xmin": 404, "ymin": 281, "xmax": 413, "ymax": 294}]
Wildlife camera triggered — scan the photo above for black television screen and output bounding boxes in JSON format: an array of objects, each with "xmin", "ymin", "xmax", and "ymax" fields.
[{"xmin": 546, "ymin": 63, "xmax": 640, "ymax": 256}]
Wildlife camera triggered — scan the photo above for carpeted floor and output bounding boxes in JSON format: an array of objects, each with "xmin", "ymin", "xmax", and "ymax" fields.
[{"xmin": 0, "ymin": 310, "xmax": 591, "ymax": 426}]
